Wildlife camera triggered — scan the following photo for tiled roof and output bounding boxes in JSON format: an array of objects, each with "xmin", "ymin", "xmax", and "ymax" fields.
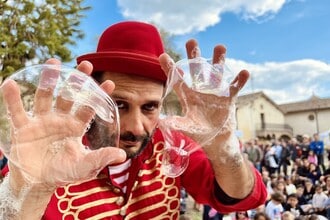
[
  {"xmin": 237, "ymin": 92, "xmax": 330, "ymax": 114},
  {"xmin": 236, "ymin": 91, "xmax": 283, "ymax": 112},
  {"xmin": 278, "ymin": 95, "xmax": 330, "ymax": 113}
]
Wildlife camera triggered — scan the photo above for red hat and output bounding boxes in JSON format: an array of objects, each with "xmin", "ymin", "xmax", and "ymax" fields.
[{"xmin": 77, "ymin": 21, "xmax": 167, "ymax": 82}]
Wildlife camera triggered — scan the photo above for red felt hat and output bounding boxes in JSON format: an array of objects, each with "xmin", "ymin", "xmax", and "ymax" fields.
[{"xmin": 77, "ymin": 21, "xmax": 167, "ymax": 82}]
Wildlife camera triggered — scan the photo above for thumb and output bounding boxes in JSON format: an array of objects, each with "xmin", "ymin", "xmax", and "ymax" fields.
[{"xmin": 82, "ymin": 147, "xmax": 127, "ymax": 176}]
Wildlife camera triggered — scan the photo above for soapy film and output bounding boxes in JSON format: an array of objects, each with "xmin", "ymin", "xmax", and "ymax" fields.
[
  {"xmin": 159, "ymin": 57, "xmax": 235, "ymax": 177},
  {"xmin": 0, "ymin": 64, "xmax": 120, "ymax": 185}
]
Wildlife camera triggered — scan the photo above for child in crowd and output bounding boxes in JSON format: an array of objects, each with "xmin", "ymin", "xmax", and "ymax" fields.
[
  {"xmin": 283, "ymin": 193, "xmax": 305, "ymax": 218},
  {"xmin": 265, "ymin": 192, "xmax": 284, "ymax": 220},
  {"xmin": 312, "ymin": 184, "xmax": 328, "ymax": 216}
]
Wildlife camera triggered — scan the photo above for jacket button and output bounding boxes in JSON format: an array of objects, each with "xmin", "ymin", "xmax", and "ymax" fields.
[
  {"xmin": 116, "ymin": 196, "xmax": 124, "ymax": 206},
  {"xmin": 120, "ymin": 207, "xmax": 126, "ymax": 216}
]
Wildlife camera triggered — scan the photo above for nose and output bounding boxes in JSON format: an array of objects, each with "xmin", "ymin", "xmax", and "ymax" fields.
[{"xmin": 121, "ymin": 109, "xmax": 145, "ymax": 136}]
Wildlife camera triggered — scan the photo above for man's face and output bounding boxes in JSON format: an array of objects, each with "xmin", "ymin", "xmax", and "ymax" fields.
[{"xmin": 101, "ymin": 72, "xmax": 164, "ymax": 158}]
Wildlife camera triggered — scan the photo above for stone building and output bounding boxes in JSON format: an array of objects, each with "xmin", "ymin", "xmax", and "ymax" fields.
[
  {"xmin": 236, "ymin": 92, "xmax": 330, "ymax": 142},
  {"xmin": 279, "ymin": 94, "xmax": 330, "ymax": 137}
]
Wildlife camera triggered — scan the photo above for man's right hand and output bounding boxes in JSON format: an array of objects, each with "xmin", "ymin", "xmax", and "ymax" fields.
[{"xmin": 0, "ymin": 59, "xmax": 126, "ymax": 218}]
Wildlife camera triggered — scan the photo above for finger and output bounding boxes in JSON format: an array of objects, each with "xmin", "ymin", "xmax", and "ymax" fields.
[
  {"xmin": 81, "ymin": 147, "xmax": 126, "ymax": 176},
  {"xmin": 55, "ymin": 96, "xmax": 74, "ymax": 114},
  {"xmin": 212, "ymin": 45, "xmax": 226, "ymax": 64},
  {"xmin": 159, "ymin": 53, "xmax": 188, "ymax": 93},
  {"xmin": 186, "ymin": 39, "xmax": 206, "ymax": 92},
  {"xmin": 56, "ymin": 71, "xmax": 88, "ymax": 113},
  {"xmin": 100, "ymin": 80, "xmax": 115, "ymax": 95},
  {"xmin": 185, "ymin": 39, "xmax": 200, "ymax": 59},
  {"xmin": 230, "ymin": 70, "xmax": 250, "ymax": 96},
  {"xmin": 76, "ymin": 60, "xmax": 93, "ymax": 76},
  {"xmin": 159, "ymin": 53, "xmax": 175, "ymax": 78},
  {"xmin": 1, "ymin": 79, "xmax": 29, "ymax": 128},
  {"xmin": 210, "ymin": 45, "xmax": 227, "ymax": 88},
  {"xmin": 34, "ymin": 59, "xmax": 61, "ymax": 115},
  {"xmin": 159, "ymin": 53, "xmax": 189, "ymax": 113}
]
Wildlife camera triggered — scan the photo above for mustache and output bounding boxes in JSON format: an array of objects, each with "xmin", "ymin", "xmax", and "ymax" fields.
[{"xmin": 120, "ymin": 132, "xmax": 148, "ymax": 142}]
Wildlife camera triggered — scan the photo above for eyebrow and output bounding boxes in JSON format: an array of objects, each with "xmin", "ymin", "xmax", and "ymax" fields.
[{"xmin": 111, "ymin": 94, "xmax": 161, "ymax": 104}]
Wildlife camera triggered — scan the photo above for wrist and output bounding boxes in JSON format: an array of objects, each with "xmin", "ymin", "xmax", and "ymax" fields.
[{"xmin": 4, "ymin": 169, "xmax": 55, "ymax": 219}]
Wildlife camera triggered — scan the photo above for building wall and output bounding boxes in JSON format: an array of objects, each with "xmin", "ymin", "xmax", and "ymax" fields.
[
  {"xmin": 237, "ymin": 96, "xmax": 285, "ymax": 141},
  {"xmin": 285, "ymin": 109, "xmax": 330, "ymax": 137}
]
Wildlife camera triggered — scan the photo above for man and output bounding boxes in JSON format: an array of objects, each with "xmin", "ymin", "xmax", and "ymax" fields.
[
  {"xmin": 310, "ymin": 133, "xmax": 325, "ymax": 172},
  {"xmin": 0, "ymin": 21, "xmax": 266, "ymax": 219},
  {"xmin": 243, "ymin": 139, "xmax": 262, "ymax": 172}
]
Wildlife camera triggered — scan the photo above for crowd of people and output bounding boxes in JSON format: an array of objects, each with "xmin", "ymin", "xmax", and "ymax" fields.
[
  {"xmin": 180, "ymin": 133, "xmax": 330, "ymax": 220},
  {"xmin": 251, "ymin": 133, "xmax": 330, "ymax": 220}
]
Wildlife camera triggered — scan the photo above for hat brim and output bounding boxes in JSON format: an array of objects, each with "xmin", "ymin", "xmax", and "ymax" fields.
[{"xmin": 77, "ymin": 51, "xmax": 167, "ymax": 82}]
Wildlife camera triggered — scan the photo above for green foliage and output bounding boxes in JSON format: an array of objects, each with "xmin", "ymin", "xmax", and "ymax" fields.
[
  {"xmin": 159, "ymin": 29, "xmax": 182, "ymax": 62},
  {"xmin": 0, "ymin": 0, "xmax": 90, "ymax": 80}
]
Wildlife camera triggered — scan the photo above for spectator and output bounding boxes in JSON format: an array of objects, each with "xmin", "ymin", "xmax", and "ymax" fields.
[
  {"xmin": 324, "ymin": 193, "xmax": 330, "ymax": 219},
  {"xmin": 280, "ymin": 140, "xmax": 291, "ymax": 176},
  {"xmin": 244, "ymin": 140, "xmax": 262, "ymax": 172},
  {"xmin": 233, "ymin": 211, "xmax": 250, "ymax": 220},
  {"xmin": 180, "ymin": 187, "xmax": 189, "ymax": 215},
  {"xmin": 265, "ymin": 192, "xmax": 284, "ymax": 220},
  {"xmin": 0, "ymin": 149, "xmax": 7, "ymax": 170},
  {"xmin": 301, "ymin": 134, "xmax": 311, "ymax": 158},
  {"xmin": 296, "ymin": 184, "xmax": 313, "ymax": 213},
  {"xmin": 322, "ymin": 175, "xmax": 330, "ymax": 194},
  {"xmin": 288, "ymin": 138, "xmax": 301, "ymax": 164},
  {"xmin": 281, "ymin": 211, "xmax": 295, "ymax": 220},
  {"xmin": 312, "ymin": 184, "xmax": 328, "ymax": 216},
  {"xmin": 253, "ymin": 212, "xmax": 270, "ymax": 220},
  {"xmin": 264, "ymin": 144, "xmax": 278, "ymax": 175},
  {"xmin": 307, "ymin": 162, "xmax": 322, "ymax": 184},
  {"xmin": 283, "ymin": 193, "xmax": 305, "ymax": 218},
  {"xmin": 307, "ymin": 150, "xmax": 318, "ymax": 166},
  {"xmin": 303, "ymin": 179, "xmax": 316, "ymax": 204},
  {"xmin": 284, "ymin": 176, "xmax": 297, "ymax": 196},
  {"xmin": 203, "ymin": 205, "xmax": 224, "ymax": 220},
  {"xmin": 310, "ymin": 133, "xmax": 325, "ymax": 172}
]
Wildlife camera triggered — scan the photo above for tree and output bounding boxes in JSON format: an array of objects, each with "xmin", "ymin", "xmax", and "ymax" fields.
[
  {"xmin": 0, "ymin": 0, "xmax": 90, "ymax": 81},
  {"xmin": 159, "ymin": 29, "xmax": 182, "ymax": 62}
]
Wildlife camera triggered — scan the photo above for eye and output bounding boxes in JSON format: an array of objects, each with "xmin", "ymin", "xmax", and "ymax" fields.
[
  {"xmin": 116, "ymin": 100, "xmax": 127, "ymax": 110},
  {"xmin": 142, "ymin": 102, "xmax": 159, "ymax": 112}
]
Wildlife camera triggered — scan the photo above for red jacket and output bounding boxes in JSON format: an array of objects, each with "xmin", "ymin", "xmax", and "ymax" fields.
[{"xmin": 6, "ymin": 129, "xmax": 267, "ymax": 219}]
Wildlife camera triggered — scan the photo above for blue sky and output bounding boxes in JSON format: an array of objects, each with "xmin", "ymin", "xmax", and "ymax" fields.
[{"xmin": 71, "ymin": 0, "xmax": 330, "ymax": 104}]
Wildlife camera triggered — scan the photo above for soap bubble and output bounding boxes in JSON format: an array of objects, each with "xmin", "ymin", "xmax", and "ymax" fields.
[
  {"xmin": 159, "ymin": 57, "xmax": 235, "ymax": 177},
  {"xmin": 0, "ymin": 64, "xmax": 119, "ymax": 177}
]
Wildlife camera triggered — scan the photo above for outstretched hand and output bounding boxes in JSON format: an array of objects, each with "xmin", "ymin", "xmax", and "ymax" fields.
[
  {"xmin": 159, "ymin": 39, "xmax": 249, "ymax": 148},
  {"xmin": 1, "ymin": 59, "xmax": 126, "ymax": 188}
]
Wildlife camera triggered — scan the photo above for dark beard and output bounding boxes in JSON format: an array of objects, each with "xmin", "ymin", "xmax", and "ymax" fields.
[
  {"xmin": 86, "ymin": 120, "xmax": 155, "ymax": 158},
  {"xmin": 120, "ymin": 131, "xmax": 153, "ymax": 158}
]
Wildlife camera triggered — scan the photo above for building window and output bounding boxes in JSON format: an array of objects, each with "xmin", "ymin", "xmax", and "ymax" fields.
[
  {"xmin": 308, "ymin": 114, "xmax": 315, "ymax": 121},
  {"xmin": 261, "ymin": 113, "xmax": 265, "ymax": 129}
]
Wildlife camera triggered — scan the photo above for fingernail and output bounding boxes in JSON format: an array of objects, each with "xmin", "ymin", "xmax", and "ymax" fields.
[{"xmin": 191, "ymin": 47, "xmax": 201, "ymax": 58}]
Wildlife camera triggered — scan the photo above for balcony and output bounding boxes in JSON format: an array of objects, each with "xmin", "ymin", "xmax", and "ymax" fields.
[{"xmin": 255, "ymin": 123, "xmax": 293, "ymax": 140}]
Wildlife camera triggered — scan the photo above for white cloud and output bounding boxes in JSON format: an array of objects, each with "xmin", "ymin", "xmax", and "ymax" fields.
[
  {"xmin": 115, "ymin": 0, "xmax": 330, "ymax": 105},
  {"xmin": 117, "ymin": 0, "xmax": 288, "ymax": 35},
  {"xmin": 226, "ymin": 58, "xmax": 330, "ymax": 104}
]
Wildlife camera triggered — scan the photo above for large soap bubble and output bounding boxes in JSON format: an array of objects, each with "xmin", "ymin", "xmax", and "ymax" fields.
[
  {"xmin": 0, "ymin": 64, "xmax": 119, "ymax": 183},
  {"xmin": 159, "ymin": 57, "xmax": 235, "ymax": 177}
]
